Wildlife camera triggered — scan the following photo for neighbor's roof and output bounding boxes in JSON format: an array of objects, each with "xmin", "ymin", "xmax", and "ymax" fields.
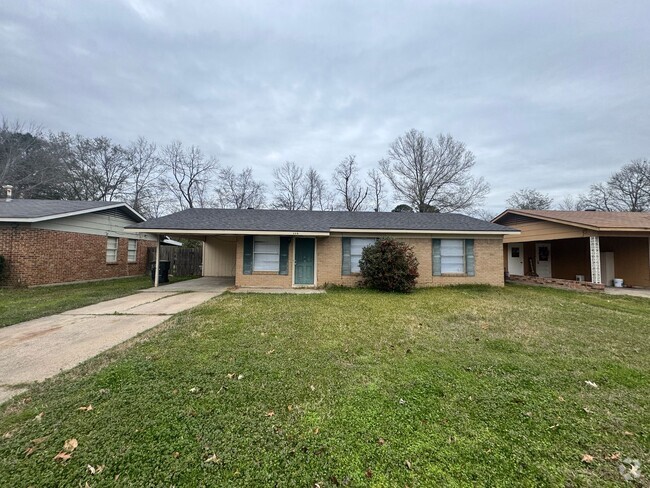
[
  {"xmin": 493, "ymin": 209, "xmax": 650, "ymax": 231},
  {"xmin": 0, "ymin": 199, "xmax": 145, "ymax": 223},
  {"xmin": 127, "ymin": 208, "xmax": 517, "ymax": 235}
]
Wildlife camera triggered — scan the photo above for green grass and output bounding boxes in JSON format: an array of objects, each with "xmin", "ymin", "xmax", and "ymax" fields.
[
  {"xmin": 1, "ymin": 285, "xmax": 648, "ymax": 486},
  {"xmin": 0, "ymin": 275, "xmax": 195, "ymax": 328}
]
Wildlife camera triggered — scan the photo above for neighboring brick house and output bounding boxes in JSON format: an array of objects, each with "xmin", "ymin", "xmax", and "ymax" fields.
[
  {"xmin": 0, "ymin": 199, "xmax": 157, "ymax": 286},
  {"xmin": 127, "ymin": 208, "xmax": 517, "ymax": 289}
]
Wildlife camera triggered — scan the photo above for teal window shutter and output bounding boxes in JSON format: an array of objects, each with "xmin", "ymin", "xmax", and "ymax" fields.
[
  {"xmin": 243, "ymin": 236, "xmax": 254, "ymax": 275},
  {"xmin": 432, "ymin": 239, "xmax": 441, "ymax": 276},
  {"xmin": 279, "ymin": 237, "xmax": 290, "ymax": 275},
  {"xmin": 465, "ymin": 239, "xmax": 475, "ymax": 276},
  {"xmin": 341, "ymin": 237, "xmax": 352, "ymax": 275}
]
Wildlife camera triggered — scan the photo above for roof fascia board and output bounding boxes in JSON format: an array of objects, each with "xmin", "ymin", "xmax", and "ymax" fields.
[
  {"xmin": 330, "ymin": 228, "xmax": 520, "ymax": 235},
  {"xmin": 0, "ymin": 202, "xmax": 145, "ymax": 223},
  {"xmin": 124, "ymin": 228, "xmax": 331, "ymax": 236},
  {"xmin": 492, "ymin": 209, "xmax": 600, "ymax": 231}
]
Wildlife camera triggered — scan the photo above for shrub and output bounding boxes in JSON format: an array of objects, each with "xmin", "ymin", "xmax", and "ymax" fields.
[{"xmin": 359, "ymin": 238, "xmax": 419, "ymax": 293}]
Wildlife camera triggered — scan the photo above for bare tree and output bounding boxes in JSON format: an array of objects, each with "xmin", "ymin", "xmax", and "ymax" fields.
[
  {"xmin": 332, "ymin": 155, "xmax": 368, "ymax": 211},
  {"xmin": 367, "ymin": 169, "xmax": 386, "ymax": 212},
  {"xmin": 303, "ymin": 167, "xmax": 331, "ymax": 211},
  {"xmin": 125, "ymin": 136, "xmax": 162, "ymax": 215},
  {"xmin": 506, "ymin": 188, "xmax": 553, "ymax": 210},
  {"xmin": 471, "ymin": 208, "xmax": 497, "ymax": 221},
  {"xmin": 272, "ymin": 161, "xmax": 306, "ymax": 210},
  {"xmin": 162, "ymin": 141, "xmax": 217, "ymax": 209},
  {"xmin": 578, "ymin": 159, "xmax": 650, "ymax": 211},
  {"xmin": 380, "ymin": 129, "xmax": 489, "ymax": 212},
  {"xmin": 556, "ymin": 194, "xmax": 581, "ymax": 211},
  {"xmin": 215, "ymin": 166, "xmax": 266, "ymax": 209}
]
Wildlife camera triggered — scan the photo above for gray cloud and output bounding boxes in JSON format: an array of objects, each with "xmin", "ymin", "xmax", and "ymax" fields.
[{"xmin": 1, "ymin": 0, "xmax": 648, "ymax": 212}]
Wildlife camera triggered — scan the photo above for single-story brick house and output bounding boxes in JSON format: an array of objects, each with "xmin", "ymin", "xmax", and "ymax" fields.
[
  {"xmin": 492, "ymin": 209, "xmax": 650, "ymax": 288},
  {"xmin": 127, "ymin": 208, "xmax": 518, "ymax": 288},
  {"xmin": 0, "ymin": 198, "xmax": 156, "ymax": 286}
]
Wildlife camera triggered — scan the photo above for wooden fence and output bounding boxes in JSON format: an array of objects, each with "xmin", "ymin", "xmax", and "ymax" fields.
[{"xmin": 147, "ymin": 246, "xmax": 203, "ymax": 276}]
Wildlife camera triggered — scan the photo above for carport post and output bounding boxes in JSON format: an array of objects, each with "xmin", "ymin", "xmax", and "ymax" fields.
[{"xmin": 154, "ymin": 234, "xmax": 160, "ymax": 288}]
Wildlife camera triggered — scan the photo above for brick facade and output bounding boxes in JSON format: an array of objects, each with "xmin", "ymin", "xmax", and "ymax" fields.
[
  {"xmin": 232, "ymin": 234, "xmax": 505, "ymax": 288},
  {"xmin": 0, "ymin": 227, "xmax": 154, "ymax": 287}
]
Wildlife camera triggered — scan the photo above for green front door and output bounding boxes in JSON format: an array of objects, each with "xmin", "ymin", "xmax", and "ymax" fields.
[{"xmin": 294, "ymin": 238, "xmax": 315, "ymax": 285}]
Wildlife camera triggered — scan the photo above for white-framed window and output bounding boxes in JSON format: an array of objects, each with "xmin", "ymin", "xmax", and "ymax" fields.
[
  {"xmin": 253, "ymin": 236, "xmax": 280, "ymax": 272},
  {"xmin": 127, "ymin": 239, "xmax": 137, "ymax": 263},
  {"xmin": 351, "ymin": 238, "xmax": 376, "ymax": 273},
  {"xmin": 106, "ymin": 237, "xmax": 118, "ymax": 263},
  {"xmin": 440, "ymin": 239, "xmax": 465, "ymax": 274}
]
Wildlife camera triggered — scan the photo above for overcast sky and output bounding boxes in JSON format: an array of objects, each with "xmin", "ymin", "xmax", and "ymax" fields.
[{"xmin": 1, "ymin": 0, "xmax": 648, "ymax": 213}]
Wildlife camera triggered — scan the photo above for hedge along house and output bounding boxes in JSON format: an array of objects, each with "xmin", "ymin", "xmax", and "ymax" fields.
[
  {"xmin": 0, "ymin": 196, "xmax": 157, "ymax": 286},
  {"xmin": 126, "ymin": 208, "xmax": 518, "ymax": 289},
  {"xmin": 492, "ymin": 209, "xmax": 650, "ymax": 288}
]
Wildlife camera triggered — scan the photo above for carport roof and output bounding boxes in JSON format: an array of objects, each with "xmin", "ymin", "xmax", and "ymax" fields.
[
  {"xmin": 493, "ymin": 209, "xmax": 650, "ymax": 231},
  {"xmin": 126, "ymin": 208, "xmax": 517, "ymax": 235}
]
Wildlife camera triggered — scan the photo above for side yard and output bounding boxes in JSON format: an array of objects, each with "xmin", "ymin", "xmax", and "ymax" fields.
[
  {"xmin": 0, "ymin": 275, "xmax": 193, "ymax": 328},
  {"xmin": 0, "ymin": 285, "xmax": 648, "ymax": 486}
]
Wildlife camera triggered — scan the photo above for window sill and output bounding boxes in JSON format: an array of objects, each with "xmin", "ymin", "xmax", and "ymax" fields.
[
  {"xmin": 439, "ymin": 273, "xmax": 468, "ymax": 277},
  {"xmin": 106, "ymin": 262, "xmax": 119, "ymax": 265},
  {"xmin": 252, "ymin": 271, "xmax": 280, "ymax": 275}
]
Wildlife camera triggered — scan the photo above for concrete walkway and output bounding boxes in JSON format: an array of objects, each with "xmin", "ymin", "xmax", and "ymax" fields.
[
  {"xmin": 604, "ymin": 287, "xmax": 650, "ymax": 298},
  {"xmin": 0, "ymin": 277, "xmax": 233, "ymax": 404}
]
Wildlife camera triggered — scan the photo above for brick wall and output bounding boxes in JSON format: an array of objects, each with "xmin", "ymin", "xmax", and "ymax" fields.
[
  {"xmin": 231, "ymin": 234, "xmax": 504, "ymax": 288},
  {"xmin": 0, "ymin": 227, "xmax": 155, "ymax": 287},
  {"xmin": 317, "ymin": 236, "xmax": 504, "ymax": 288}
]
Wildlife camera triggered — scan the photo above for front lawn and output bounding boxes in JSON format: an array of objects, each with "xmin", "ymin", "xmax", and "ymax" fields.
[
  {"xmin": 0, "ymin": 285, "xmax": 648, "ymax": 486},
  {"xmin": 0, "ymin": 275, "xmax": 195, "ymax": 328}
]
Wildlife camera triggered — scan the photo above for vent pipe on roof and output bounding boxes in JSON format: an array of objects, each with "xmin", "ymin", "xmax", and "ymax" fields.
[{"xmin": 2, "ymin": 185, "xmax": 13, "ymax": 202}]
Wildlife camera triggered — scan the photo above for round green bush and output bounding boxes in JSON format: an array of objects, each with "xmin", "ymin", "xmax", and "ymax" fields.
[{"xmin": 359, "ymin": 238, "xmax": 419, "ymax": 293}]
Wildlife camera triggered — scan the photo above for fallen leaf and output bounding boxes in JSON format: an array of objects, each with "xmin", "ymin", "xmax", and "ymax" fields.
[
  {"xmin": 63, "ymin": 438, "xmax": 78, "ymax": 452},
  {"xmin": 31, "ymin": 436, "xmax": 48, "ymax": 445},
  {"xmin": 237, "ymin": 374, "xmax": 244, "ymax": 380},
  {"xmin": 87, "ymin": 464, "xmax": 96, "ymax": 475},
  {"xmin": 314, "ymin": 427, "xmax": 319, "ymax": 434},
  {"xmin": 548, "ymin": 424, "xmax": 559, "ymax": 430},
  {"xmin": 287, "ymin": 405, "xmax": 293, "ymax": 411},
  {"xmin": 377, "ymin": 438, "xmax": 385, "ymax": 446},
  {"xmin": 204, "ymin": 453, "xmax": 221, "ymax": 464},
  {"xmin": 24, "ymin": 446, "xmax": 36, "ymax": 457},
  {"xmin": 87, "ymin": 464, "xmax": 105, "ymax": 475},
  {"xmin": 34, "ymin": 412, "xmax": 44, "ymax": 422},
  {"xmin": 53, "ymin": 452, "xmax": 71, "ymax": 462},
  {"xmin": 399, "ymin": 398, "xmax": 406, "ymax": 405},
  {"xmin": 78, "ymin": 405, "xmax": 93, "ymax": 412},
  {"xmin": 189, "ymin": 387, "xmax": 199, "ymax": 393},
  {"xmin": 558, "ymin": 396, "xmax": 565, "ymax": 402},
  {"xmin": 365, "ymin": 468, "xmax": 373, "ymax": 478},
  {"xmin": 2, "ymin": 430, "xmax": 16, "ymax": 439},
  {"xmin": 524, "ymin": 412, "xmax": 533, "ymax": 418},
  {"xmin": 585, "ymin": 380, "xmax": 598, "ymax": 388},
  {"xmin": 606, "ymin": 452, "xmax": 621, "ymax": 461},
  {"xmin": 265, "ymin": 411, "xmax": 275, "ymax": 417},
  {"xmin": 583, "ymin": 407, "xmax": 594, "ymax": 414},
  {"xmin": 266, "ymin": 349, "xmax": 275, "ymax": 355},
  {"xmin": 310, "ymin": 385, "xmax": 316, "ymax": 391},
  {"xmin": 172, "ymin": 451, "xmax": 180, "ymax": 459},
  {"xmin": 405, "ymin": 460, "xmax": 412, "ymax": 470},
  {"xmin": 623, "ymin": 431, "xmax": 635, "ymax": 436},
  {"xmin": 227, "ymin": 373, "xmax": 236, "ymax": 379},
  {"xmin": 581, "ymin": 454, "xmax": 594, "ymax": 463}
]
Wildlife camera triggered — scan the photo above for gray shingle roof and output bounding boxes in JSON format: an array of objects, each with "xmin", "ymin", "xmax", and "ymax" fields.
[
  {"xmin": 0, "ymin": 199, "xmax": 144, "ymax": 222},
  {"xmin": 128, "ymin": 208, "xmax": 515, "ymax": 233}
]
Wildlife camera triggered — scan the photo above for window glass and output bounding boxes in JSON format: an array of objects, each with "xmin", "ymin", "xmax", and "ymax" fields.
[
  {"xmin": 441, "ymin": 239, "xmax": 465, "ymax": 273},
  {"xmin": 127, "ymin": 239, "xmax": 137, "ymax": 262},
  {"xmin": 106, "ymin": 237, "xmax": 118, "ymax": 263},
  {"xmin": 350, "ymin": 238, "xmax": 376, "ymax": 273},
  {"xmin": 253, "ymin": 236, "xmax": 280, "ymax": 272}
]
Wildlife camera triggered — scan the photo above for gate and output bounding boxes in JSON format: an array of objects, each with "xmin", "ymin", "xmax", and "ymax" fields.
[{"xmin": 147, "ymin": 246, "xmax": 203, "ymax": 276}]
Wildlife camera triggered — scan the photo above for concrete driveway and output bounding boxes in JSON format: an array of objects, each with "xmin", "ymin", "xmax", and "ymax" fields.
[{"xmin": 0, "ymin": 277, "xmax": 233, "ymax": 404}]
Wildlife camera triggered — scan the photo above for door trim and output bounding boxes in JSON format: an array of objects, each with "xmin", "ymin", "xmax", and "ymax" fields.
[{"xmin": 292, "ymin": 237, "xmax": 317, "ymax": 287}]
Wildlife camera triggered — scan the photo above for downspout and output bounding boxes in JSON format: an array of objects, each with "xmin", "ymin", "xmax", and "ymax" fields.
[{"xmin": 154, "ymin": 234, "xmax": 160, "ymax": 288}]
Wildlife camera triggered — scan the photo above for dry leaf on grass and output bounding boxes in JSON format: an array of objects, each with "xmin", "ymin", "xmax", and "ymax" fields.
[
  {"xmin": 405, "ymin": 460, "xmax": 412, "ymax": 470},
  {"xmin": 172, "ymin": 451, "xmax": 180, "ymax": 459},
  {"xmin": 265, "ymin": 411, "xmax": 275, "ymax": 417},
  {"xmin": 310, "ymin": 385, "xmax": 316, "ymax": 391},
  {"xmin": 87, "ymin": 464, "xmax": 105, "ymax": 475},
  {"xmin": 584, "ymin": 380, "xmax": 598, "ymax": 388},
  {"xmin": 377, "ymin": 438, "xmax": 385, "ymax": 446},
  {"xmin": 78, "ymin": 405, "xmax": 93, "ymax": 412},
  {"xmin": 365, "ymin": 468, "xmax": 373, "ymax": 478},
  {"xmin": 34, "ymin": 412, "xmax": 44, "ymax": 422},
  {"xmin": 237, "ymin": 374, "xmax": 244, "ymax": 380},
  {"xmin": 204, "ymin": 453, "xmax": 221, "ymax": 464},
  {"xmin": 606, "ymin": 452, "xmax": 621, "ymax": 461},
  {"xmin": 266, "ymin": 349, "xmax": 275, "ymax": 355},
  {"xmin": 63, "ymin": 438, "xmax": 78, "ymax": 452},
  {"xmin": 581, "ymin": 454, "xmax": 594, "ymax": 463},
  {"xmin": 53, "ymin": 452, "xmax": 72, "ymax": 462}
]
